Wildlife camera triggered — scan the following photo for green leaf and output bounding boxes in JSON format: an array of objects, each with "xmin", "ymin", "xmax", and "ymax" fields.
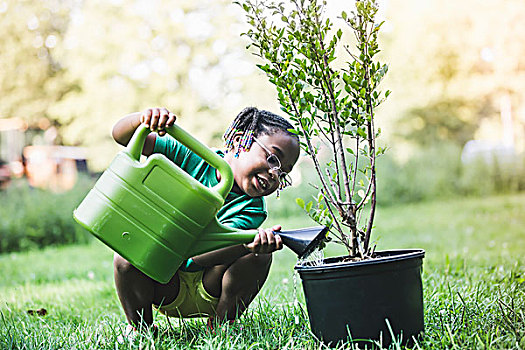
[
  {"xmin": 306, "ymin": 201, "xmax": 313, "ymax": 212},
  {"xmin": 296, "ymin": 198, "xmax": 305, "ymax": 209}
]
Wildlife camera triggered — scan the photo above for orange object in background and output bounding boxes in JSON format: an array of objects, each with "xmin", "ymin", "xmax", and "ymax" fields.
[
  {"xmin": 0, "ymin": 118, "xmax": 27, "ymax": 189},
  {"xmin": 23, "ymin": 146, "xmax": 87, "ymax": 192},
  {"xmin": 1, "ymin": 117, "xmax": 89, "ymax": 192}
]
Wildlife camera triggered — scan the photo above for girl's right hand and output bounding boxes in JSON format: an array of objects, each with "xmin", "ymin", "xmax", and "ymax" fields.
[
  {"xmin": 140, "ymin": 107, "xmax": 177, "ymax": 136},
  {"xmin": 244, "ymin": 225, "xmax": 283, "ymax": 255}
]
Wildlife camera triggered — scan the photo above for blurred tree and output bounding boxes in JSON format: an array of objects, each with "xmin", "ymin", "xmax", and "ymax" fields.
[
  {"xmin": 49, "ymin": 0, "xmax": 266, "ymax": 170},
  {"xmin": 382, "ymin": 0, "xmax": 525, "ymax": 149},
  {"xmin": 0, "ymin": 0, "xmax": 76, "ymax": 125},
  {"xmin": 396, "ymin": 98, "xmax": 483, "ymax": 147}
]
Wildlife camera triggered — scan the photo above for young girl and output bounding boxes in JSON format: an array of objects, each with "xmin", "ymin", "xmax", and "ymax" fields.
[{"xmin": 111, "ymin": 106, "xmax": 300, "ymax": 334}]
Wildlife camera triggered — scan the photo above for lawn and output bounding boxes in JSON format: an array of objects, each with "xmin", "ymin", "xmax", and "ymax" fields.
[{"xmin": 1, "ymin": 194, "xmax": 524, "ymax": 349}]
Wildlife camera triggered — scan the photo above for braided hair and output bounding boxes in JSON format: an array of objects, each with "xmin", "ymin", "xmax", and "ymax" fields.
[{"xmin": 223, "ymin": 107, "xmax": 298, "ymax": 157}]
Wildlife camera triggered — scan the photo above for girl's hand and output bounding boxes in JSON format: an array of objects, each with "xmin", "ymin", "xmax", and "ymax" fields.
[
  {"xmin": 244, "ymin": 225, "xmax": 283, "ymax": 255},
  {"xmin": 140, "ymin": 107, "xmax": 177, "ymax": 136}
]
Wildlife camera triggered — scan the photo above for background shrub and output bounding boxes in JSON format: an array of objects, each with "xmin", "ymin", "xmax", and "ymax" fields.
[
  {"xmin": 377, "ymin": 145, "xmax": 525, "ymax": 205},
  {"xmin": 0, "ymin": 176, "xmax": 95, "ymax": 253},
  {"xmin": 268, "ymin": 145, "xmax": 525, "ymax": 220},
  {"xmin": 377, "ymin": 144, "xmax": 463, "ymax": 206}
]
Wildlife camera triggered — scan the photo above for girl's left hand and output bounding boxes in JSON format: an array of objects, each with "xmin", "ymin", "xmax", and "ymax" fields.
[
  {"xmin": 140, "ymin": 107, "xmax": 177, "ymax": 136},
  {"xmin": 244, "ymin": 225, "xmax": 283, "ymax": 255}
]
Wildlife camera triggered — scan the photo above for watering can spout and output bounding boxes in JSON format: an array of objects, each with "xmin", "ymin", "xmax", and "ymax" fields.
[
  {"xmin": 189, "ymin": 219, "xmax": 329, "ymax": 259},
  {"xmin": 278, "ymin": 226, "xmax": 329, "ymax": 259}
]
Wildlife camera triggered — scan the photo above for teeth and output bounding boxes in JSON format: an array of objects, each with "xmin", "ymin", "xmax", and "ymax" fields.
[{"xmin": 257, "ymin": 175, "xmax": 267, "ymax": 190}]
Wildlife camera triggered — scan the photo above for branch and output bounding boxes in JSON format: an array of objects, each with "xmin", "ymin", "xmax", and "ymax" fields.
[
  {"xmin": 313, "ymin": 11, "xmax": 353, "ymax": 208},
  {"xmin": 362, "ymin": 17, "xmax": 377, "ymax": 254},
  {"xmin": 325, "ymin": 167, "xmax": 342, "ymax": 203},
  {"xmin": 351, "ymin": 130, "xmax": 360, "ymax": 199},
  {"xmin": 249, "ymin": 4, "xmax": 340, "ymax": 214},
  {"xmin": 277, "ymin": 66, "xmax": 340, "ymax": 211},
  {"xmin": 321, "ymin": 190, "xmax": 351, "ymax": 251},
  {"xmin": 296, "ymin": 17, "xmax": 343, "ymax": 203},
  {"xmin": 311, "ymin": 111, "xmax": 332, "ymax": 144},
  {"xmin": 292, "ymin": 4, "xmax": 348, "ymax": 223},
  {"xmin": 355, "ymin": 169, "xmax": 372, "ymax": 211},
  {"xmin": 344, "ymin": 45, "xmax": 361, "ymax": 63}
]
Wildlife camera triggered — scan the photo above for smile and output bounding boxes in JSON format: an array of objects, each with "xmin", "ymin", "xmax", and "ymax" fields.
[{"xmin": 256, "ymin": 174, "xmax": 269, "ymax": 191}]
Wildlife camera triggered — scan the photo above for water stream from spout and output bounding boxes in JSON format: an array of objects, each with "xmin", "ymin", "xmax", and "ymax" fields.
[{"xmin": 292, "ymin": 248, "xmax": 325, "ymax": 324}]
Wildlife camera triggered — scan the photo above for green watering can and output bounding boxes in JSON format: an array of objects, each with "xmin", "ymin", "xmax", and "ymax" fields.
[{"xmin": 73, "ymin": 124, "xmax": 327, "ymax": 283}]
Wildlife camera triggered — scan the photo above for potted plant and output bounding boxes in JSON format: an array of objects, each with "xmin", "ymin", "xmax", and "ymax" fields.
[{"xmin": 238, "ymin": 0, "xmax": 425, "ymax": 346}]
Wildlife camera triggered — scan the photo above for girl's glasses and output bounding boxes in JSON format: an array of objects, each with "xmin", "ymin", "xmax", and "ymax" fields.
[{"xmin": 252, "ymin": 137, "xmax": 292, "ymax": 189}]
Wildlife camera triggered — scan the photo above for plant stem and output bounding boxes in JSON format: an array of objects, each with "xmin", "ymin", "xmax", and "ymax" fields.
[
  {"xmin": 361, "ymin": 11, "xmax": 377, "ymax": 254},
  {"xmin": 312, "ymin": 8, "xmax": 358, "ymax": 255}
]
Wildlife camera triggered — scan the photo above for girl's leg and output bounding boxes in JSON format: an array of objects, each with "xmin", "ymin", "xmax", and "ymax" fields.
[
  {"xmin": 113, "ymin": 253, "xmax": 180, "ymax": 327},
  {"xmin": 203, "ymin": 253, "xmax": 272, "ymax": 321}
]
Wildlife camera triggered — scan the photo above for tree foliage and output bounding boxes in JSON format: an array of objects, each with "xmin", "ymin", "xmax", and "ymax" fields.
[
  {"xmin": 50, "ymin": 0, "xmax": 257, "ymax": 169},
  {"xmin": 0, "ymin": 0, "xmax": 76, "ymax": 124},
  {"xmin": 239, "ymin": 0, "xmax": 389, "ymax": 258}
]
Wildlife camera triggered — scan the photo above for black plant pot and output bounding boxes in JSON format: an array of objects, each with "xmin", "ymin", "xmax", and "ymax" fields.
[{"xmin": 295, "ymin": 249, "xmax": 425, "ymax": 347}]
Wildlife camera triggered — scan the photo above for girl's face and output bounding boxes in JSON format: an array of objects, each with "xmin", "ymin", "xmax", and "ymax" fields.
[{"xmin": 226, "ymin": 132, "xmax": 300, "ymax": 197}]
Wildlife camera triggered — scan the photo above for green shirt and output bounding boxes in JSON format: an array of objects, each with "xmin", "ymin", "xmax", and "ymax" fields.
[{"xmin": 153, "ymin": 134, "xmax": 267, "ymax": 230}]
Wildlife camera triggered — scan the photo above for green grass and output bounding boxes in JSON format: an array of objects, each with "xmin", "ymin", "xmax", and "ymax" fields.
[{"xmin": 1, "ymin": 194, "xmax": 524, "ymax": 349}]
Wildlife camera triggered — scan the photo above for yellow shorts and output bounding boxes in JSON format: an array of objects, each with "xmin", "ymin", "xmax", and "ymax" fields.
[{"xmin": 154, "ymin": 270, "xmax": 219, "ymax": 318}]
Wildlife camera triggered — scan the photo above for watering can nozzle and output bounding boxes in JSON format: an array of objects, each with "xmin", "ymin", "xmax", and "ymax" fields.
[{"xmin": 278, "ymin": 226, "xmax": 329, "ymax": 259}]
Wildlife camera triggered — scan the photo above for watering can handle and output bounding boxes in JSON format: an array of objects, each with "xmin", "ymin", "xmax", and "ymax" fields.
[{"xmin": 126, "ymin": 124, "xmax": 234, "ymax": 200}]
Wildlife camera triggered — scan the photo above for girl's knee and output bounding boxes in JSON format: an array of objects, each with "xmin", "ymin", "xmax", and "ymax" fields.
[
  {"xmin": 113, "ymin": 253, "xmax": 136, "ymax": 274},
  {"xmin": 246, "ymin": 252, "xmax": 272, "ymax": 270}
]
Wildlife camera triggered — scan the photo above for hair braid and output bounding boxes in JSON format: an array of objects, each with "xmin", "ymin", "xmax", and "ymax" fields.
[{"xmin": 223, "ymin": 107, "xmax": 298, "ymax": 157}]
